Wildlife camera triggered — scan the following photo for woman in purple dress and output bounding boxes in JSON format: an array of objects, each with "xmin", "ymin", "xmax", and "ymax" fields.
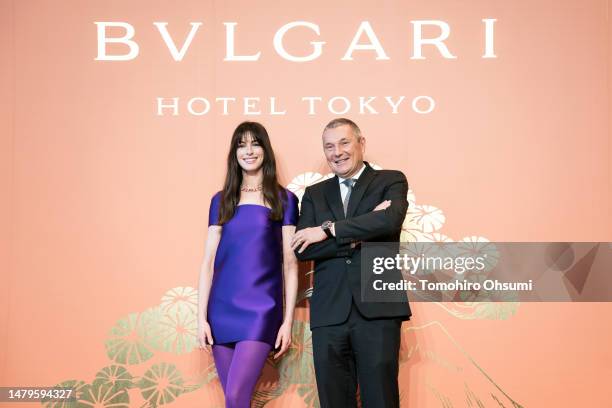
[{"xmin": 197, "ymin": 121, "xmax": 299, "ymax": 408}]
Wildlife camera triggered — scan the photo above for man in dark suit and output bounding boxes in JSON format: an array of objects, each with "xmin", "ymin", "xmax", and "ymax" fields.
[{"xmin": 291, "ymin": 118, "xmax": 411, "ymax": 408}]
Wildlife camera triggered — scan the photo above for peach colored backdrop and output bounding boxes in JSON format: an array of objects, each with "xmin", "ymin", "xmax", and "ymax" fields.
[{"xmin": 2, "ymin": 0, "xmax": 612, "ymax": 407}]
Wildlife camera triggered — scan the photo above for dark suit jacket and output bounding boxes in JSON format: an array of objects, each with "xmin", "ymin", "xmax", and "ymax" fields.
[{"xmin": 295, "ymin": 162, "xmax": 412, "ymax": 329}]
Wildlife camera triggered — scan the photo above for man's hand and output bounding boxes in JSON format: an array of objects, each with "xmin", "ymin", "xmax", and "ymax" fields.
[
  {"xmin": 373, "ymin": 200, "xmax": 391, "ymax": 211},
  {"xmin": 291, "ymin": 200, "xmax": 391, "ymax": 254},
  {"xmin": 291, "ymin": 226, "xmax": 327, "ymax": 253}
]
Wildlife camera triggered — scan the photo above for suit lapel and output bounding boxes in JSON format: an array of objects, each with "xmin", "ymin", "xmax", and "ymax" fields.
[
  {"xmin": 346, "ymin": 162, "xmax": 377, "ymax": 218},
  {"xmin": 323, "ymin": 176, "xmax": 345, "ymax": 221}
]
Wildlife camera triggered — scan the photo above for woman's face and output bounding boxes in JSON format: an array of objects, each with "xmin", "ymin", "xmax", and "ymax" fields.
[{"xmin": 236, "ymin": 133, "xmax": 265, "ymax": 173}]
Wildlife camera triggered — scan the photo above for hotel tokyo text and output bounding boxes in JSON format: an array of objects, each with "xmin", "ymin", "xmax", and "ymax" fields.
[{"xmin": 155, "ymin": 95, "xmax": 434, "ymax": 116}]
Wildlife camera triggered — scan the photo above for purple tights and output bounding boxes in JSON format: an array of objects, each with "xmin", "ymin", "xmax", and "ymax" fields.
[{"xmin": 212, "ymin": 340, "xmax": 272, "ymax": 408}]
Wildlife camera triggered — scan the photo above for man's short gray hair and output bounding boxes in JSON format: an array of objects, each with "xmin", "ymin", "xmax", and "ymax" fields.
[{"xmin": 323, "ymin": 118, "xmax": 362, "ymax": 140}]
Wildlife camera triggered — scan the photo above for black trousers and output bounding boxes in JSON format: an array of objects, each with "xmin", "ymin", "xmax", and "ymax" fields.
[{"xmin": 311, "ymin": 300, "xmax": 402, "ymax": 408}]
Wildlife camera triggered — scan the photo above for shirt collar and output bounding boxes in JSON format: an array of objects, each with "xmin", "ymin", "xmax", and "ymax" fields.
[{"xmin": 338, "ymin": 162, "xmax": 367, "ymax": 185}]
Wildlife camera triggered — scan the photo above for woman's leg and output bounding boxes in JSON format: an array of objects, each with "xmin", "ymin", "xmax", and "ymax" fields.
[
  {"xmin": 224, "ymin": 340, "xmax": 272, "ymax": 408},
  {"xmin": 212, "ymin": 343, "xmax": 235, "ymax": 392}
]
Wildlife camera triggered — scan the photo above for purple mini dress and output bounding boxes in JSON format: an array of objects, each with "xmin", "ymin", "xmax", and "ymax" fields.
[{"xmin": 207, "ymin": 189, "xmax": 299, "ymax": 346}]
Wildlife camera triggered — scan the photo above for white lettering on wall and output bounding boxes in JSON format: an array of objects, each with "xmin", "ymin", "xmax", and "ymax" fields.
[
  {"xmin": 482, "ymin": 18, "xmax": 497, "ymax": 58},
  {"xmin": 274, "ymin": 21, "xmax": 326, "ymax": 62},
  {"xmin": 342, "ymin": 21, "xmax": 390, "ymax": 61},
  {"xmin": 154, "ymin": 22, "xmax": 202, "ymax": 61},
  {"xmin": 95, "ymin": 22, "xmax": 139, "ymax": 61},
  {"xmin": 410, "ymin": 20, "xmax": 457, "ymax": 60},
  {"xmin": 224, "ymin": 22, "xmax": 261, "ymax": 61}
]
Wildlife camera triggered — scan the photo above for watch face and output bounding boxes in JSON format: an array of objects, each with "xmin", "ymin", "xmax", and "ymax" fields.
[{"xmin": 321, "ymin": 220, "xmax": 333, "ymax": 238}]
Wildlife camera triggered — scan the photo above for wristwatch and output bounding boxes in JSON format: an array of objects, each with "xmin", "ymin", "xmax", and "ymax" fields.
[{"xmin": 321, "ymin": 220, "xmax": 334, "ymax": 239}]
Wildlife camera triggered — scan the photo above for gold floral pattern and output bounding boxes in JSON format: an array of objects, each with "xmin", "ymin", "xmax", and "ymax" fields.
[
  {"xmin": 105, "ymin": 309, "xmax": 159, "ymax": 365},
  {"xmin": 160, "ymin": 286, "xmax": 198, "ymax": 316},
  {"xmin": 78, "ymin": 381, "xmax": 130, "ymax": 408},
  {"xmin": 137, "ymin": 362, "xmax": 184, "ymax": 407}
]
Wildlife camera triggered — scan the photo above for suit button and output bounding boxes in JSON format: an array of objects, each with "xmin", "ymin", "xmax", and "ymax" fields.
[{"xmin": 346, "ymin": 259, "xmax": 352, "ymax": 264}]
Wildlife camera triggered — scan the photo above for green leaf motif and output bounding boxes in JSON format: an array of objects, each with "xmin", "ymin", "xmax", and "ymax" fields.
[
  {"xmin": 42, "ymin": 380, "xmax": 87, "ymax": 408},
  {"xmin": 77, "ymin": 381, "xmax": 130, "ymax": 407},
  {"xmin": 92, "ymin": 365, "xmax": 134, "ymax": 391},
  {"xmin": 104, "ymin": 308, "xmax": 161, "ymax": 365},
  {"xmin": 278, "ymin": 320, "xmax": 314, "ymax": 385},
  {"xmin": 137, "ymin": 362, "xmax": 184, "ymax": 407},
  {"xmin": 160, "ymin": 287, "xmax": 198, "ymax": 316},
  {"xmin": 297, "ymin": 382, "xmax": 320, "ymax": 408},
  {"xmin": 144, "ymin": 306, "xmax": 198, "ymax": 354}
]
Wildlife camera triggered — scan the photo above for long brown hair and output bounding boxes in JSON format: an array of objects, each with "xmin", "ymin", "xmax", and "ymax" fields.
[{"xmin": 218, "ymin": 122, "xmax": 285, "ymax": 224}]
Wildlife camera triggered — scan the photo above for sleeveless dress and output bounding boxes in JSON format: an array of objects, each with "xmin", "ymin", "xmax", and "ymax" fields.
[{"xmin": 207, "ymin": 189, "xmax": 299, "ymax": 346}]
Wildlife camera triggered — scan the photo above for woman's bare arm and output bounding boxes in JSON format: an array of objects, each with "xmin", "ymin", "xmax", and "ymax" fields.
[
  {"xmin": 274, "ymin": 225, "xmax": 299, "ymax": 358},
  {"xmin": 197, "ymin": 225, "xmax": 222, "ymax": 347}
]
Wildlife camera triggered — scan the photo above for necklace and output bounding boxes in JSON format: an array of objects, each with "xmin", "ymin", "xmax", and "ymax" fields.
[{"xmin": 241, "ymin": 184, "xmax": 262, "ymax": 192}]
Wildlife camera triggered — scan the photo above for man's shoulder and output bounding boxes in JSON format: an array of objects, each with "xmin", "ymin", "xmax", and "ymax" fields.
[
  {"xmin": 373, "ymin": 168, "xmax": 407, "ymax": 182},
  {"xmin": 304, "ymin": 174, "xmax": 336, "ymax": 194}
]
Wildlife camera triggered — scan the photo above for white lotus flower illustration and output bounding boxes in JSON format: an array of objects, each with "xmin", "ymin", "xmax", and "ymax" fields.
[
  {"xmin": 287, "ymin": 172, "xmax": 325, "ymax": 201},
  {"xmin": 407, "ymin": 204, "xmax": 446, "ymax": 233},
  {"xmin": 400, "ymin": 228, "xmax": 432, "ymax": 243},
  {"xmin": 160, "ymin": 286, "xmax": 198, "ymax": 316},
  {"xmin": 401, "ymin": 204, "xmax": 446, "ymax": 242},
  {"xmin": 421, "ymin": 232, "xmax": 453, "ymax": 242},
  {"xmin": 407, "ymin": 189, "xmax": 416, "ymax": 207},
  {"xmin": 322, "ymin": 172, "xmax": 336, "ymax": 181}
]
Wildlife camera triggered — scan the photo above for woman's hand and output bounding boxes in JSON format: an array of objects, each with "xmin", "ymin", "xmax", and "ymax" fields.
[
  {"xmin": 273, "ymin": 321, "xmax": 293, "ymax": 359},
  {"xmin": 198, "ymin": 321, "xmax": 214, "ymax": 352}
]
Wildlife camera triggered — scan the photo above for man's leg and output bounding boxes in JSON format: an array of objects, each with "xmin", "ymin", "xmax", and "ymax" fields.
[
  {"xmin": 350, "ymin": 306, "xmax": 402, "ymax": 408},
  {"xmin": 312, "ymin": 321, "xmax": 358, "ymax": 408}
]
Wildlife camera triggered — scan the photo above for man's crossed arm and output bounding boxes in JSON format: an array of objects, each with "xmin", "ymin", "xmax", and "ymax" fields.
[{"xmin": 291, "ymin": 172, "xmax": 408, "ymax": 262}]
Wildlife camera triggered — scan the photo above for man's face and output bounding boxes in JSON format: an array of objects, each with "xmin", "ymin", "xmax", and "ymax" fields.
[{"xmin": 322, "ymin": 125, "xmax": 365, "ymax": 178}]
